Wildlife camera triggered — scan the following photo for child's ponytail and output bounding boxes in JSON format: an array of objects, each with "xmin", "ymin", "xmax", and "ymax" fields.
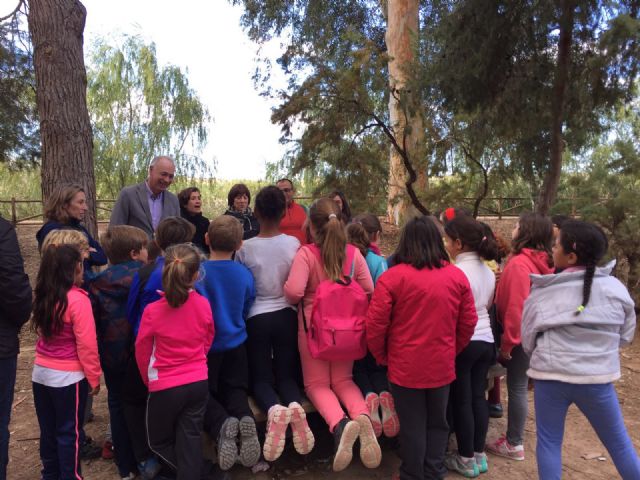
[
  {"xmin": 558, "ymin": 220, "xmax": 608, "ymax": 315},
  {"xmin": 309, "ymin": 198, "xmax": 346, "ymax": 281},
  {"xmin": 444, "ymin": 216, "xmax": 499, "ymax": 261},
  {"xmin": 162, "ymin": 243, "xmax": 203, "ymax": 308},
  {"xmin": 32, "ymin": 244, "xmax": 82, "ymax": 338}
]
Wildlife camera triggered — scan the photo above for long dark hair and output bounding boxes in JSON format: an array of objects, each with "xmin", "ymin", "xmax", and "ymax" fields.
[
  {"xmin": 395, "ymin": 216, "xmax": 449, "ymax": 269},
  {"xmin": 444, "ymin": 216, "xmax": 499, "ymax": 261},
  {"xmin": 32, "ymin": 244, "xmax": 82, "ymax": 339},
  {"xmin": 558, "ymin": 220, "xmax": 608, "ymax": 315},
  {"xmin": 512, "ymin": 213, "xmax": 554, "ymax": 266},
  {"xmin": 329, "ymin": 190, "xmax": 352, "ymax": 224}
]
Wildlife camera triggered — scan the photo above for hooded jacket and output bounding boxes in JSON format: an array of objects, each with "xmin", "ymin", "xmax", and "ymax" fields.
[
  {"xmin": 495, "ymin": 248, "xmax": 554, "ymax": 355},
  {"xmin": 522, "ymin": 261, "xmax": 636, "ymax": 384},
  {"xmin": 0, "ymin": 218, "xmax": 32, "ymax": 358}
]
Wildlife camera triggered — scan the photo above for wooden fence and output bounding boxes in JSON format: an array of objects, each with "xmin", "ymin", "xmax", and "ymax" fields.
[{"xmin": 0, "ymin": 195, "xmax": 597, "ymax": 226}]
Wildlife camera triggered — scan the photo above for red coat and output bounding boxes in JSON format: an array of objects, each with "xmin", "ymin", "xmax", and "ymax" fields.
[
  {"xmin": 495, "ymin": 248, "xmax": 554, "ymax": 355},
  {"xmin": 366, "ymin": 263, "xmax": 478, "ymax": 389}
]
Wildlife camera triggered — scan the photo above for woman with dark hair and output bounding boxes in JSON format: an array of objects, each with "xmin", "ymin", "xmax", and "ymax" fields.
[
  {"xmin": 330, "ymin": 191, "xmax": 352, "ymax": 224},
  {"xmin": 178, "ymin": 187, "xmax": 210, "ymax": 253},
  {"xmin": 224, "ymin": 183, "xmax": 260, "ymax": 240},
  {"xmin": 366, "ymin": 216, "xmax": 478, "ymax": 480},
  {"xmin": 486, "ymin": 213, "xmax": 554, "ymax": 462},
  {"xmin": 36, "ymin": 184, "xmax": 107, "ymax": 277}
]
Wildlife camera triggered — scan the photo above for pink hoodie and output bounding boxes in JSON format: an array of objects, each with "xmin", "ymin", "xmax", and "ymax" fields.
[
  {"xmin": 135, "ymin": 290, "xmax": 214, "ymax": 392},
  {"xmin": 495, "ymin": 248, "xmax": 554, "ymax": 355},
  {"xmin": 35, "ymin": 286, "xmax": 102, "ymax": 389}
]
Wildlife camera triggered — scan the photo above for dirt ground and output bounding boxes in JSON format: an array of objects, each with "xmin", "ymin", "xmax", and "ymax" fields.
[{"xmin": 6, "ymin": 222, "xmax": 640, "ymax": 479}]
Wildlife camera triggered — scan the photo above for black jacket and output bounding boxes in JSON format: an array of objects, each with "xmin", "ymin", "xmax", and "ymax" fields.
[
  {"xmin": 224, "ymin": 208, "xmax": 260, "ymax": 240},
  {"xmin": 181, "ymin": 209, "xmax": 210, "ymax": 254},
  {"xmin": 0, "ymin": 217, "xmax": 32, "ymax": 358}
]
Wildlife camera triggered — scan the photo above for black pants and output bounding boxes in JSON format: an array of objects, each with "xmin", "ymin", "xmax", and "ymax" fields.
[
  {"xmin": 122, "ymin": 355, "xmax": 151, "ymax": 463},
  {"xmin": 33, "ymin": 379, "xmax": 88, "ymax": 480},
  {"xmin": 0, "ymin": 356, "xmax": 17, "ymax": 480},
  {"xmin": 104, "ymin": 367, "xmax": 137, "ymax": 476},
  {"xmin": 147, "ymin": 381, "xmax": 208, "ymax": 480},
  {"xmin": 203, "ymin": 345, "xmax": 253, "ymax": 439},
  {"xmin": 246, "ymin": 308, "xmax": 302, "ymax": 412},
  {"xmin": 451, "ymin": 341, "xmax": 495, "ymax": 457},
  {"xmin": 353, "ymin": 351, "xmax": 389, "ymax": 395},
  {"xmin": 390, "ymin": 382, "xmax": 450, "ymax": 480}
]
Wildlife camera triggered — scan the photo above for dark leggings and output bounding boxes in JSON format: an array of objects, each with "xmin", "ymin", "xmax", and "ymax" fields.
[
  {"xmin": 246, "ymin": 308, "xmax": 303, "ymax": 412},
  {"xmin": 353, "ymin": 351, "xmax": 389, "ymax": 396},
  {"xmin": 451, "ymin": 341, "xmax": 495, "ymax": 457}
]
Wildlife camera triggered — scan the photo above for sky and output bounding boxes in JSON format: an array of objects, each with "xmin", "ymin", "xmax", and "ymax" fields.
[{"xmin": 1, "ymin": 0, "xmax": 287, "ymax": 180}]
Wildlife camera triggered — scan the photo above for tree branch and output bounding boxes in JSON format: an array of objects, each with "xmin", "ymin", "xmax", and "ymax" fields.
[{"xmin": 0, "ymin": 0, "xmax": 24, "ymax": 22}]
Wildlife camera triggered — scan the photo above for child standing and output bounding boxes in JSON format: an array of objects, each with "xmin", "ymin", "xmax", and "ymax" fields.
[
  {"xmin": 366, "ymin": 216, "xmax": 478, "ymax": 480},
  {"xmin": 236, "ymin": 186, "xmax": 313, "ymax": 462},
  {"xmin": 136, "ymin": 243, "xmax": 214, "ymax": 479},
  {"xmin": 197, "ymin": 215, "xmax": 260, "ymax": 471},
  {"xmin": 522, "ymin": 220, "xmax": 640, "ymax": 479},
  {"xmin": 443, "ymin": 216, "xmax": 499, "ymax": 477},
  {"xmin": 284, "ymin": 198, "xmax": 381, "ymax": 472},
  {"xmin": 346, "ymin": 220, "xmax": 399, "ymax": 439},
  {"xmin": 31, "ymin": 244, "xmax": 102, "ymax": 480},
  {"xmin": 486, "ymin": 213, "xmax": 554, "ymax": 461},
  {"xmin": 88, "ymin": 225, "xmax": 149, "ymax": 480}
]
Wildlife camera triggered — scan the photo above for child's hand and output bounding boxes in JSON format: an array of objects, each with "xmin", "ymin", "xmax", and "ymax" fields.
[{"xmin": 89, "ymin": 384, "xmax": 100, "ymax": 396}]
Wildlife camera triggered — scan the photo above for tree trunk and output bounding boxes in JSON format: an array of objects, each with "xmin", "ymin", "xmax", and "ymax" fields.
[
  {"xmin": 385, "ymin": 0, "xmax": 426, "ymax": 225},
  {"xmin": 537, "ymin": 0, "xmax": 575, "ymax": 216},
  {"xmin": 28, "ymin": 0, "xmax": 97, "ymax": 236}
]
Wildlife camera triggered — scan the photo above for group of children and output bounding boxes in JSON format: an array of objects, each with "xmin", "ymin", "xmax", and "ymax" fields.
[{"xmin": 29, "ymin": 186, "xmax": 640, "ymax": 480}]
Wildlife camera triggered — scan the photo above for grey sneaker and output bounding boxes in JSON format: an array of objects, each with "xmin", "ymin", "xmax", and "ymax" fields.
[
  {"xmin": 238, "ymin": 416, "xmax": 260, "ymax": 467},
  {"xmin": 217, "ymin": 417, "xmax": 239, "ymax": 471},
  {"xmin": 444, "ymin": 452, "xmax": 479, "ymax": 478}
]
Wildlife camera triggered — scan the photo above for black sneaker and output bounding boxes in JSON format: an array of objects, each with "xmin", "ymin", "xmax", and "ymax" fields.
[
  {"xmin": 80, "ymin": 437, "xmax": 102, "ymax": 460},
  {"xmin": 332, "ymin": 417, "xmax": 360, "ymax": 472},
  {"xmin": 489, "ymin": 403, "xmax": 504, "ymax": 419}
]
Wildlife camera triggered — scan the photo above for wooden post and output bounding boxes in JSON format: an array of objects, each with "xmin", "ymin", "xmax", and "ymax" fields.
[{"xmin": 11, "ymin": 197, "xmax": 17, "ymax": 225}]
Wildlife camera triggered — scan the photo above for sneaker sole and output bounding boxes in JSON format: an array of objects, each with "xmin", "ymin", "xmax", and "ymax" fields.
[
  {"xmin": 356, "ymin": 415, "xmax": 382, "ymax": 469},
  {"xmin": 333, "ymin": 421, "xmax": 360, "ymax": 472},
  {"xmin": 263, "ymin": 408, "xmax": 291, "ymax": 462},
  {"xmin": 239, "ymin": 416, "xmax": 261, "ymax": 467},
  {"xmin": 365, "ymin": 394, "xmax": 382, "ymax": 438},
  {"xmin": 217, "ymin": 417, "xmax": 239, "ymax": 471},
  {"xmin": 486, "ymin": 446, "xmax": 524, "ymax": 462},
  {"xmin": 289, "ymin": 404, "xmax": 315, "ymax": 455},
  {"xmin": 379, "ymin": 392, "xmax": 400, "ymax": 438}
]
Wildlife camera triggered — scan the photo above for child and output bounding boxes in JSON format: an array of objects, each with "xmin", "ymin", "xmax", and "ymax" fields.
[
  {"xmin": 41, "ymin": 229, "xmax": 90, "ymax": 260},
  {"xmin": 31, "ymin": 244, "xmax": 102, "ymax": 480},
  {"xmin": 197, "ymin": 215, "xmax": 260, "ymax": 470},
  {"xmin": 522, "ymin": 220, "xmax": 640, "ymax": 479},
  {"xmin": 443, "ymin": 216, "xmax": 499, "ymax": 477},
  {"xmin": 88, "ymin": 225, "xmax": 149, "ymax": 479},
  {"xmin": 284, "ymin": 198, "xmax": 381, "ymax": 472},
  {"xmin": 366, "ymin": 216, "xmax": 477, "ymax": 480},
  {"xmin": 486, "ymin": 213, "xmax": 554, "ymax": 461},
  {"xmin": 125, "ymin": 216, "xmax": 195, "ymax": 478},
  {"xmin": 346, "ymin": 220, "xmax": 399, "ymax": 439},
  {"xmin": 236, "ymin": 186, "xmax": 314, "ymax": 462},
  {"xmin": 136, "ymin": 243, "xmax": 214, "ymax": 479}
]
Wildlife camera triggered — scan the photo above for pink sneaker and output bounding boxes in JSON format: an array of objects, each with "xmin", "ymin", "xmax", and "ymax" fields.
[
  {"xmin": 288, "ymin": 402, "xmax": 315, "ymax": 455},
  {"xmin": 486, "ymin": 435, "xmax": 525, "ymax": 461},
  {"xmin": 365, "ymin": 393, "xmax": 382, "ymax": 437},
  {"xmin": 263, "ymin": 405, "xmax": 291, "ymax": 461},
  {"xmin": 379, "ymin": 391, "xmax": 400, "ymax": 438}
]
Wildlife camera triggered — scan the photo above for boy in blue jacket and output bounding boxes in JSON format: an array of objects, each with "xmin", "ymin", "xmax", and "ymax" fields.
[{"xmin": 196, "ymin": 215, "xmax": 258, "ymax": 471}]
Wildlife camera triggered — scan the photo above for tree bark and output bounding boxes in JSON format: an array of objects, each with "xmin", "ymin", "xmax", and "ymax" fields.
[
  {"xmin": 537, "ymin": 0, "xmax": 575, "ymax": 216},
  {"xmin": 27, "ymin": 0, "xmax": 97, "ymax": 236},
  {"xmin": 385, "ymin": 0, "xmax": 426, "ymax": 225}
]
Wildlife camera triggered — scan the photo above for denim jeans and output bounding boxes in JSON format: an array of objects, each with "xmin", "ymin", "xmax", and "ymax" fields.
[
  {"xmin": 535, "ymin": 380, "xmax": 640, "ymax": 480},
  {"xmin": 0, "ymin": 356, "xmax": 17, "ymax": 480},
  {"xmin": 505, "ymin": 345, "xmax": 529, "ymax": 446}
]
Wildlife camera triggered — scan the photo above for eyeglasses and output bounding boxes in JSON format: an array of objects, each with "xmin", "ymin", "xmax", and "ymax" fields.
[{"xmin": 280, "ymin": 188, "xmax": 293, "ymax": 193}]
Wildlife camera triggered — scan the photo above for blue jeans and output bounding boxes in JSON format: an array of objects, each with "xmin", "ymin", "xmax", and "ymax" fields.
[
  {"xmin": 535, "ymin": 380, "xmax": 640, "ymax": 480},
  {"xmin": 0, "ymin": 356, "xmax": 17, "ymax": 480}
]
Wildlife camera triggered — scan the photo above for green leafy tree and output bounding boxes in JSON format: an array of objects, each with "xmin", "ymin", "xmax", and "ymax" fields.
[{"xmin": 87, "ymin": 35, "xmax": 212, "ymax": 198}]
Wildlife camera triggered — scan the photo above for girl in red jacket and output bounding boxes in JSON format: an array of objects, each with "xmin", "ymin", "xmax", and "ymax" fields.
[
  {"xmin": 31, "ymin": 244, "xmax": 102, "ymax": 480},
  {"xmin": 367, "ymin": 216, "xmax": 478, "ymax": 480},
  {"xmin": 486, "ymin": 213, "xmax": 554, "ymax": 461},
  {"xmin": 135, "ymin": 244, "xmax": 214, "ymax": 480}
]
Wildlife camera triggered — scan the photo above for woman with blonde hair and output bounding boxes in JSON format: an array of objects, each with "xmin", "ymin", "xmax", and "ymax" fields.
[{"xmin": 284, "ymin": 198, "xmax": 381, "ymax": 472}]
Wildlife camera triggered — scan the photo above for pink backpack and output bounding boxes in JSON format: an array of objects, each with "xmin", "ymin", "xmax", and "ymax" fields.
[{"xmin": 302, "ymin": 244, "xmax": 368, "ymax": 361}]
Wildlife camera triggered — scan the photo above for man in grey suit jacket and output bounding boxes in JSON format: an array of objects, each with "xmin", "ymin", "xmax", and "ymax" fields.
[{"xmin": 109, "ymin": 156, "xmax": 181, "ymax": 237}]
